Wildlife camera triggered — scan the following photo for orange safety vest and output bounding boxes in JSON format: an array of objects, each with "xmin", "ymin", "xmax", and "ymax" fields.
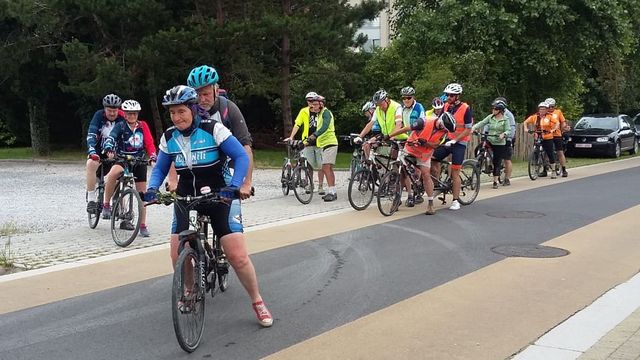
[
  {"xmin": 443, "ymin": 102, "xmax": 471, "ymax": 143},
  {"xmin": 405, "ymin": 119, "xmax": 448, "ymax": 162}
]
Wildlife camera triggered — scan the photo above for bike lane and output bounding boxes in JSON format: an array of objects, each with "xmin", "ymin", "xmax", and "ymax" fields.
[{"xmin": 1, "ymin": 158, "xmax": 639, "ymax": 360}]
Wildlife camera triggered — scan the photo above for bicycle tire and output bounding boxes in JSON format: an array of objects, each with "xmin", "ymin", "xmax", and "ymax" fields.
[
  {"xmin": 377, "ymin": 169, "xmax": 402, "ymax": 216},
  {"xmin": 293, "ymin": 165, "xmax": 313, "ymax": 204},
  {"xmin": 172, "ymin": 247, "xmax": 206, "ymax": 353},
  {"xmin": 111, "ymin": 188, "xmax": 143, "ymax": 247},
  {"xmin": 348, "ymin": 168, "xmax": 375, "ymax": 211},
  {"xmin": 458, "ymin": 159, "xmax": 480, "ymax": 205},
  {"xmin": 281, "ymin": 163, "xmax": 291, "ymax": 196},
  {"xmin": 87, "ymin": 189, "xmax": 103, "ymax": 229},
  {"xmin": 528, "ymin": 151, "xmax": 540, "ymax": 180}
]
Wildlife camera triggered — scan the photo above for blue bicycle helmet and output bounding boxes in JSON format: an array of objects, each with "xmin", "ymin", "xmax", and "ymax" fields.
[
  {"xmin": 187, "ymin": 65, "xmax": 219, "ymax": 90},
  {"xmin": 162, "ymin": 85, "xmax": 199, "ymax": 107}
]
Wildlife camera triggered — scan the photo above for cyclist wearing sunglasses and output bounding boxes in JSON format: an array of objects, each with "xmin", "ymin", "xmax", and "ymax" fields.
[
  {"xmin": 472, "ymin": 100, "xmax": 511, "ymax": 189},
  {"xmin": 431, "ymin": 83, "xmax": 474, "ymax": 211}
]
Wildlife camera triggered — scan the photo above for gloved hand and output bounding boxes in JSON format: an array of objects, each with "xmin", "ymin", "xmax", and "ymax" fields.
[
  {"xmin": 149, "ymin": 153, "xmax": 157, "ymax": 163},
  {"xmin": 353, "ymin": 136, "xmax": 363, "ymax": 145},
  {"xmin": 88, "ymin": 152, "xmax": 100, "ymax": 162},
  {"xmin": 144, "ymin": 188, "xmax": 158, "ymax": 202},
  {"xmin": 382, "ymin": 135, "xmax": 390, "ymax": 142},
  {"xmin": 444, "ymin": 139, "xmax": 457, "ymax": 147},
  {"xmin": 105, "ymin": 150, "xmax": 115, "ymax": 159},
  {"xmin": 220, "ymin": 186, "xmax": 238, "ymax": 200}
]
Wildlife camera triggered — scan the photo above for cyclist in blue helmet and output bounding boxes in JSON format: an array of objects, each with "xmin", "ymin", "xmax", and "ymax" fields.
[
  {"xmin": 175, "ymin": 65, "xmax": 254, "ymax": 200},
  {"xmin": 145, "ymin": 85, "xmax": 273, "ymax": 328}
]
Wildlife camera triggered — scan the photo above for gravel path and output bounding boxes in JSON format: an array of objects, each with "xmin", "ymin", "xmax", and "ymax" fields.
[{"xmin": 0, "ymin": 161, "xmax": 354, "ymax": 269}]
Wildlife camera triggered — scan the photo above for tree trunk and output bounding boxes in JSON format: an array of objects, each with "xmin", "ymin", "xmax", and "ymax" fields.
[
  {"xmin": 27, "ymin": 97, "xmax": 50, "ymax": 156},
  {"xmin": 149, "ymin": 95, "xmax": 164, "ymax": 142},
  {"xmin": 281, "ymin": 0, "xmax": 293, "ymax": 137},
  {"xmin": 216, "ymin": 0, "xmax": 224, "ymax": 26}
]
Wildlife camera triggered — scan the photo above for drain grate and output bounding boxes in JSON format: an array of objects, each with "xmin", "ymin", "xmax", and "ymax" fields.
[
  {"xmin": 486, "ymin": 211, "xmax": 546, "ymax": 219},
  {"xmin": 491, "ymin": 244, "xmax": 570, "ymax": 258}
]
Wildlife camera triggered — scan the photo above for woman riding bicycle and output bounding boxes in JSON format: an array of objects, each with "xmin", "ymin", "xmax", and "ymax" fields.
[
  {"xmin": 102, "ymin": 99, "xmax": 157, "ymax": 236},
  {"xmin": 472, "ymin": 100, "xmax": 511, "ymax": 189},
  {"xmin": 145, "ymin": 85, "xmax": 273, "ymax": 327}
]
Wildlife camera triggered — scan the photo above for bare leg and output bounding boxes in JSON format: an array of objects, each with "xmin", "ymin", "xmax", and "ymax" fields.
[
  {"xmin": 86, "ymin": 159, "xmax": 100, "ymax": 192},
  {"xmin": 104, "ymin": 165, "xmax": 124, "ymax": 206},
  {"xmin": 221, "ymin": 233, "xmax": 263, "ymax": 303}
]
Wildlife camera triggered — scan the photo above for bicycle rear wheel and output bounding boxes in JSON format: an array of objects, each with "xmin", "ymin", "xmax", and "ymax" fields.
[
  {"xmin": 87, "ymin": 189, "xmax": 103, "ymax": 229},
  {"xmin": 293, "ymin": 165, "xmax": 313, "ymax": 204},
  {"xmin": 377, "ymin": 169, "xmax": 402, "ymax": 216},
  {"xmin": 111, "ymin": 188, "xmax": 143, "ymax": 247},
  {"xmin": 458, "ymin": 159, "xmax": 480, "ymax": 205},
  {"xmin": 172, "ymin": 247, "xmax": 206, "ymax": 353},
  {"xmin": 281, "ymin": 163, "xmax": 291, "ymax": 196},
  {"xmin": 528, "ymin": 151, "xmax": 540, "ymax": 180},
  {"xmin": 348, "ymin": 168, "xmax": 375, "ymax": 211}
]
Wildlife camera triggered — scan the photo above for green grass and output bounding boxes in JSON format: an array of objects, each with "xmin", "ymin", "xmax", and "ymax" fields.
[
  {"xmin": 2, "ymin": 146, "xmax": 637, "ymax": 173},
  {"xmin": 0, "ymin": 222, "xmax": 19, "ymax": 269}
]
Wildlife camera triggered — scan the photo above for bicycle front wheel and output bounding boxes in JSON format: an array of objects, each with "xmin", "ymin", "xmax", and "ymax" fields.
[
  {"xmin": 348, "ymin": 168, "xmax": 375, "ymax": 211},
  {"xmin": 528, "ymin": 151, "xmax": 540, "ymax": 180},
  {"xmin": 377, "ymin": 169, "xmax": 402, "ymax": 216},
  {"xmin": 458, "ymin": 159, "xmax": 480, "ymax": 205},
  {"xmin": 281, "ymin": 163, "xmax": 291, "ymax": 196},
  {"xmin": 87, "ymin": 189, "xmax": 103, "ymax": 229},
  {"xmin": 111, "ymin": 188, "xmax": 143, "ymax": 247},
  {"xmin": 172, "ymin": 247, "xmax": 206, "ymax": 353},
  {"xmin": 293, "ymin": 165, "xmax": 314, "ymax": 204}
]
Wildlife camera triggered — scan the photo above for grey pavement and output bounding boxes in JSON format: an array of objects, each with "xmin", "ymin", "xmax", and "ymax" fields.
[
  {"xmin": 0, "ymin": 161, "xmax": 352, "ymax": 269},
  {"xmin": 2, "ymin": 160, "xmax": 640, "ymax": 359}
]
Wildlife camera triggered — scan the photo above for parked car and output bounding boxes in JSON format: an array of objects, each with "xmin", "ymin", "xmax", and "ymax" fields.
[
  {"xmin": 566, "ymin": 114, "xmax": 638, "ymax": 158},
  {"xmin": 633, "ymin": 112, "xmax": 640, "ymax": 133}
]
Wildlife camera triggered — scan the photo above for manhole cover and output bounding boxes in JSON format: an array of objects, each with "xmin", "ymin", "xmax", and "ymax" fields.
[
  {"xmin": 491, "ymin": 245, "xmax": 570, "ymax": 258},
  {"xmin": 486, "ymin": 211, "xmax": 546, "ymax": 219}
]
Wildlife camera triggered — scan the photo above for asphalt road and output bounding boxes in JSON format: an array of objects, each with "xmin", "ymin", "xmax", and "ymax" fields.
[{"xmin": 1, "ymin": 166, "xmax": 639, "ymax": 360}]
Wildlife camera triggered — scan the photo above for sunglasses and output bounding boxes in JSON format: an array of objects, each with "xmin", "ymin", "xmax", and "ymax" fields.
[{"xmin": 402, "ymin": 96, "xmax": 413, "ymax": 100}]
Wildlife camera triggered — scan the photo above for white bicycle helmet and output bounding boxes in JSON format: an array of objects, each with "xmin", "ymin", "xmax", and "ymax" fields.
[
  {"xmin": 102, "ymin": 93, "xmax": 122, "ymax": 108},
  {"xmin": 305, "ymin": 91, "xmax": 320, "ymax": 101},
  {"xmin": 432, "ymin": 97, "xmax": 445, "ymax": 110},
  {"xmin": 361, "ymin": 101, "xmax": 376, "ymax": 113},
  {"xmin": 400, "ymin": 86, "xmax": 416, "ymax": 97},
  {"xmin": 545, "ymin": 97, "xmax": 556, "ymax": 107},
  {"xmin": 538, "ymin": 101, "xmax": 549, "ymax": 108},
  {"xmin": 121, "ymin": 99, "xmax": 141, "ymax": 111},
  {"xmin": 443, "ymin": 83, "xmax": 463, "ymax": 95}
]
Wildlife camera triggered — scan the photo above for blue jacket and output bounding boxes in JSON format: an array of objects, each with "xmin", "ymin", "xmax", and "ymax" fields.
[{"xmin": 86, "ymin": 109, "xmax": 125, "ymax": 154}]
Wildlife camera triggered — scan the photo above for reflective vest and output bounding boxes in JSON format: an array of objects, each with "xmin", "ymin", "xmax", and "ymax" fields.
[
  {"xmin": 443, "ymin": 102, "xmax": 471, "ymax": 143},
  {"xmin": 406, "ymin": 118, "xmax": 447, "ymax": 162},
  {"xmin": 375, "ymin": 100, "xmax": 407, "ymax": 140}
]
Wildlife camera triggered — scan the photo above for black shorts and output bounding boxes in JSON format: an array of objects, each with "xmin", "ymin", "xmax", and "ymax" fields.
[
  {"xmin": 504, "ymin": 140, "xmax": 513, "ymax": 160},
  {"xmin": 171, "ymin": 199, "xmax": 244, "ymax": 236},
  {"xmin": 553, "ymin": 137, "xmax": 564, "ymax": 152},
  {"xmin": 131, "ymin": 163, "xmax": 148, "ymax": 183}
]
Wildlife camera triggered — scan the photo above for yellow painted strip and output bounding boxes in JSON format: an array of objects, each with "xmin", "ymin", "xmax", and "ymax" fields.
[{"xmin": 266, "ymin": 205, "xmax": 640, "ymax": 360}]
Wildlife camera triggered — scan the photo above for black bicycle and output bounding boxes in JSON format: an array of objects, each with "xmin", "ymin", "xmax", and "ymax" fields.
[
  {"xmin": 110, "ymin": 155, "xmax": 147, "ymax": 247},
  {"xmin": 527, "ymin": 130, "xmax": 552, "ymax": 180},
  {"xmin": 376, "ymin": 141, "xmax": 424, "ymax": 216},
  {"xmin": 148, "ymin": 189, "xmax": 240, "ymax": 353},
  {"xmin": 278, "ymin": 140, "xmax": 314, "ymax": 204},
  {"xmin": 87, "ymin": 159, "xmax": 109, "ymax": 229},
  {"xmin": 347, "ymin": 136, "xmax": 394, "ymax": 211},
  {"xmin": 339, "ymin": 133, "xmax": 366, "ymax": 180},
  {"xmin": 473, "ymin": 132, "xmax": 506, "ymax": 184},
  {"xmin": 431, "ymin": 159, "xmax": 480, "ymax": 206}
]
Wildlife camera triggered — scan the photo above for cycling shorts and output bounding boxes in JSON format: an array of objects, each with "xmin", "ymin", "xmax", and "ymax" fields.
[
  {"xmin": 504, "ymin": 140, "xmax": 513, "ymax": 161},
  {"xmin": 171, "ymin": 199, "xmax": 243, "ymax": 237},
  {"xmin": 432, "ymin": 142, "xmax": 467, "ymax": 166},
  {"xmin": 552, "ymin": 137, "xmax": 564, "ymax": 152}
]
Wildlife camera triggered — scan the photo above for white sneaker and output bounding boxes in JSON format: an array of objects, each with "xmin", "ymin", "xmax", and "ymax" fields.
[{"xmin": 449, "ymin": 200, "xmax": 461, "ymax": 210}]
